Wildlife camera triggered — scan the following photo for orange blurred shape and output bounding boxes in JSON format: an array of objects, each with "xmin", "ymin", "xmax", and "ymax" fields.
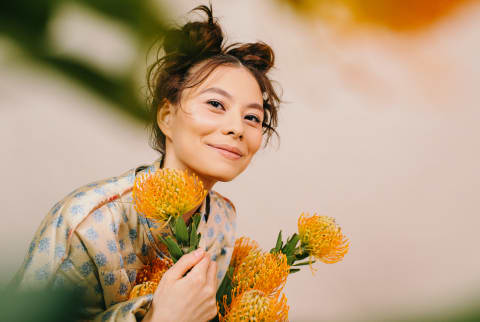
[{"xmin": 281, "ymin": 0, "xmax": 475, "ymax": 31}]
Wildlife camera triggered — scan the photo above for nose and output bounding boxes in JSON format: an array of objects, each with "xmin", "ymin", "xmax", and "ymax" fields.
[{"xmin": 222, "ymin": 109, "xmax": 244, "ymax": 140}]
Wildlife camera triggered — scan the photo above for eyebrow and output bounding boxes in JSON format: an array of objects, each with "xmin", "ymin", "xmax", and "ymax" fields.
[{"xmin": 199, "ymin": 87, "xmax": 264, "ymax": 113}]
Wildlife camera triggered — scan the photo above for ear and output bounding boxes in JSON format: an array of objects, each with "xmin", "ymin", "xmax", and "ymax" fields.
[{"xmin": 157, "ymin": 99, "xmax": 174, "ymax": 140}]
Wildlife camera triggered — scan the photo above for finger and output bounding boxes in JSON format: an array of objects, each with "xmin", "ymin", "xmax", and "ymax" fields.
[
  {"xmin": 167, "ymin": 248, "xmax": 205, "ymax": 280},
  {"xmin": 206, "ymin": 258, "xmax": 217, "ymax": 289},
  {"xmin": 186, "ymin": 253, "xmax": 210, "ymax": 283}
]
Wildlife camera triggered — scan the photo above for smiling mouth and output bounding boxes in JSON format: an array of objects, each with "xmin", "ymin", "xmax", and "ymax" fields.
[{"xmin": 207, "ymin": 144, "xmax": 243, "ymax": 160}]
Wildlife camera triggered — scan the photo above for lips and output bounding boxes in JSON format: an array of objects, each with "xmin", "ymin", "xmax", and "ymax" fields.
[{"xmin": 207, "ymin": 144, "xmax": 244, "ymax": 159}]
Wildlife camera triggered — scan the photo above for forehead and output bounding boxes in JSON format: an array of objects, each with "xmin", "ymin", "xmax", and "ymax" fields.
[{"xmin": 183, "ymin": 62, "xmax": 263, "ymax": 104}]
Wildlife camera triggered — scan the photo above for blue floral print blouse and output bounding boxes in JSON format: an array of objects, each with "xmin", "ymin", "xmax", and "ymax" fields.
[{"xmin": 11, "ymin": 158, "xmax": 237, "ymax": 321}]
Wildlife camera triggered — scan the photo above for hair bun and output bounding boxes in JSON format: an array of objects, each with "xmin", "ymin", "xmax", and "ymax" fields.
[
  {"xmin": 163, "ymin": 5, "xmax": 223, "ymax": 63},
  {"xmin": 226, "ymin": 42, "xmax": 275, "ymax": 73}
]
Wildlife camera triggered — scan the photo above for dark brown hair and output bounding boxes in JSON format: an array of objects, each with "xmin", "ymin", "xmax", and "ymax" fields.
[{"xmin": 147, "ymin": 4, "xmax": 281, "ymax": 154}]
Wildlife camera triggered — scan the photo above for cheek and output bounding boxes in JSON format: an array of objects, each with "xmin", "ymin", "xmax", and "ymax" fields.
[
  {"xmin": 176, "ymin": 105, "xmax": 220, "ymax": 138},
  {"xmin": 246, "ymin": 129, "xmax": 263, "ymax": 155}
]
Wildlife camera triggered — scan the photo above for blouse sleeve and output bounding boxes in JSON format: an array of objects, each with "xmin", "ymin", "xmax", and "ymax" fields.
[
  {"xmin": 10, "ymin": 187, "xmax": 155, "ymax": 321},
  {"xmin": 12, "ymin": 217, "xmax": 153, "ymax": 321},
  {"xmin": 11, "ymin": 199, "xmax": 72, "ymax": 292},
  {"xmin": 91, "ymin": 295, "xmax": 152, "ymax": 322}
]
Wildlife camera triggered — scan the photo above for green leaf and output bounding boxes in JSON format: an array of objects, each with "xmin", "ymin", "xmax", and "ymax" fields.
[
  {"xmin": 275, "ymin": 230, "xmax": 283, "ymax": 252},
  {"xmin": 216, "ymin": 266, "xmax": 232, "ymax": 303},
  {"xmin": 284, "ymin": 233, "xmax": 300, "ymax": 256},
  {"xmin": 286, "ymin": 255, "xmax": 296, "ymax": 266},
  {"xmin": 289, "ymin": 268, "xmax": 301, "ymax": 274},
  {"xmin": 295, "ymin": 252, "xmax": 310, "ymax": 260},
  {"xmin": 174, "ymin": 216, "xmax": 189, "ymax": 245},
  {"xmin": 195, "ymin": 232, "xmax": 201, "ymax": 248},
  {"xmin": 163, "ymin": 236, "xmax": 184, "ymax": 262},
  {"xmin": 293, "ymin": 261, "xmax": 313, "ymax": 266},
  {"xmin": 193, "ymin": 213, "xmax": 201, "ymax": 229},
  {"xmin": 188, "ymin": 223, "xmax": 198, "ymax": 252},
  {"xmin": 158, "ymin": 234, "xmax": 168, "ymax": 246},
  {"xmin": 281, "ymin": 234, "xmax": 293, "ymax": 254},
  {"xmin": 216, "ymin": 266, "xmax": 234, "ymax": 314}
]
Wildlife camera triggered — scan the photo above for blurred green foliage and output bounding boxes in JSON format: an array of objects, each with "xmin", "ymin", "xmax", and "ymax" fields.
[
  {"xmin": 0, "ymin": 0, "xmax": 169, "ymax": 122},
  {"xmin": 376, "ymin": 298, "xmax": 480, "ymax": 322},
  {"xmin": 0, "ymin": 286, "xmax": 83, "ymax": 322}
]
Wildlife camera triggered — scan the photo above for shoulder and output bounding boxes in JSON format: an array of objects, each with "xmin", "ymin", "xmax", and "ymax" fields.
[
  {"xmin": 50, "ymin": 167, "xmax": 136, "ymax": 231},
  {"xmin": 209, "ymin": 190, "xmax": 236, "ymax": 216},
  {"xmin": 38, "ymin": 159, "xmax": 162, "ymax": 247},
  {"xmin": 14, "ymin": 159, "xmax": 163, "ymax": 290}
]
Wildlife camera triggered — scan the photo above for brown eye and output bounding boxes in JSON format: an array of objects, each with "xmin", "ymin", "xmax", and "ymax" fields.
[
  {"xmin": 245, "ymin": 115, "xmax": 261, "ymax": 123},
  {"xmin": 207, "ymin": 100, "xmax": 224, "ymax": 110}
]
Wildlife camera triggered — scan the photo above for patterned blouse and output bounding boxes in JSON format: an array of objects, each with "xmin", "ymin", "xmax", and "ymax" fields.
[{"xmin": 11, "ymin": 157, "xmax": 237, "ymax": 321}]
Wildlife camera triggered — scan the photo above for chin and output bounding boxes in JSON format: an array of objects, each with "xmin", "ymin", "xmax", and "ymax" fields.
[
  {"xmin": 214, "ymin": 173, "xmax": 238, "ymax": 183},
  {"xmin": 200, "ymin": 164, "xmax": 246, "ymax": 183}
]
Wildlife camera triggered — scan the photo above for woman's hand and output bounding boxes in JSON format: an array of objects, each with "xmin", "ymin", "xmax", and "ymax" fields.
[{"xmin": 142, "ymin": 249, "xmax": 218, "ymax": 322}]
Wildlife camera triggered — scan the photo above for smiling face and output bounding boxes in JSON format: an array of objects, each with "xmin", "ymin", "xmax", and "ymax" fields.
[{"xmin": 157, "ymin": 63, "xmax": 264, "ymax": 190}]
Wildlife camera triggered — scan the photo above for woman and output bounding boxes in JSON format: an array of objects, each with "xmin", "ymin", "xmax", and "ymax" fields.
[{"xmin": 12, "ymin": 5, "xmax": 280, "ymax": 321}]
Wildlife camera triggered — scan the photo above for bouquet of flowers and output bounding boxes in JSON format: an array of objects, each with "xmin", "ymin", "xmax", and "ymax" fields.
[{"xmin": 129, "ymin": 169, "xmax": 349, "ymax": 321}]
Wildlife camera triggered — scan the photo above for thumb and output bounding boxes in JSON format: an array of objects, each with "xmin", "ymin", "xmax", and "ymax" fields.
[{"xmin": 167, "ymin": 248, "xmax": 205, "ymax": 280}]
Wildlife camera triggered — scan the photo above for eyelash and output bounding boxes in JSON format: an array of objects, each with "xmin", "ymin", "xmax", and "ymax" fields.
[
  {"xmin": 207, "ymin": 100, "xmax": 224, "ymax": 110},
  {"xmin": 245, "ymin": 115, "xmax": 261, "ymax": 123},
  {"xmin": 207, "ymin": 100, "xmax": 262, "ymax": 124}
]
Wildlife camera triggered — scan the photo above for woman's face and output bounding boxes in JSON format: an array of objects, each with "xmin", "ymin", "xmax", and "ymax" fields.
[{"xmin": 159, "ymin": 63, "xmax": 264, "ymax": 189}]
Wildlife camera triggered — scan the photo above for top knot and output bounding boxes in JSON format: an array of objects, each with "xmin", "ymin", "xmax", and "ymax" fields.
[{"xmin": 163, "ymin": 5, "xmax": 223, "ymax": 65}]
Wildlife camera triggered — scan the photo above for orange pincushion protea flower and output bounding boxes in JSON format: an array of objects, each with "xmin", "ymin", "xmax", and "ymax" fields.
[
  {"xmin": 298, "ymin": 213, "xmax": 349, "ymax": 264},
  {"xmin": 128, "ymin": 257, "xmax": 173, "ymax": 300},
  {"xmin": 132, "ymin": 168, "xmax": 207, "ymax": 222},
  {"xmin": 231, "ymin": 240, "xmax": 289, "ymax": 296},
  {"xmin": 219, "ymin": 290, "xmax": 289, "ymax": 322},
  {"xmin": 129, "ymin": 281, "xmax": 158, "ymax": 299},
  {"xmin": 230, "ymin": 237, "xmax": 260, "ymax": 268},
  {"xmin": 135, "ymin": 257, "xmax": 173, "ymax": 285}
]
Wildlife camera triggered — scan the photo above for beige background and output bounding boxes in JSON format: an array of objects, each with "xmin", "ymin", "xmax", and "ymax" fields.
[{"xmin": 1, "ymin": 1, "xmax": 480, "ymax": 321}]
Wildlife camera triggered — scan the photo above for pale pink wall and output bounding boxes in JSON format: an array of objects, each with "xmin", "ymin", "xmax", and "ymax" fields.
[{"xmin": 1, "ymin": 1, "xmax": 480, "ymax": 320}]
